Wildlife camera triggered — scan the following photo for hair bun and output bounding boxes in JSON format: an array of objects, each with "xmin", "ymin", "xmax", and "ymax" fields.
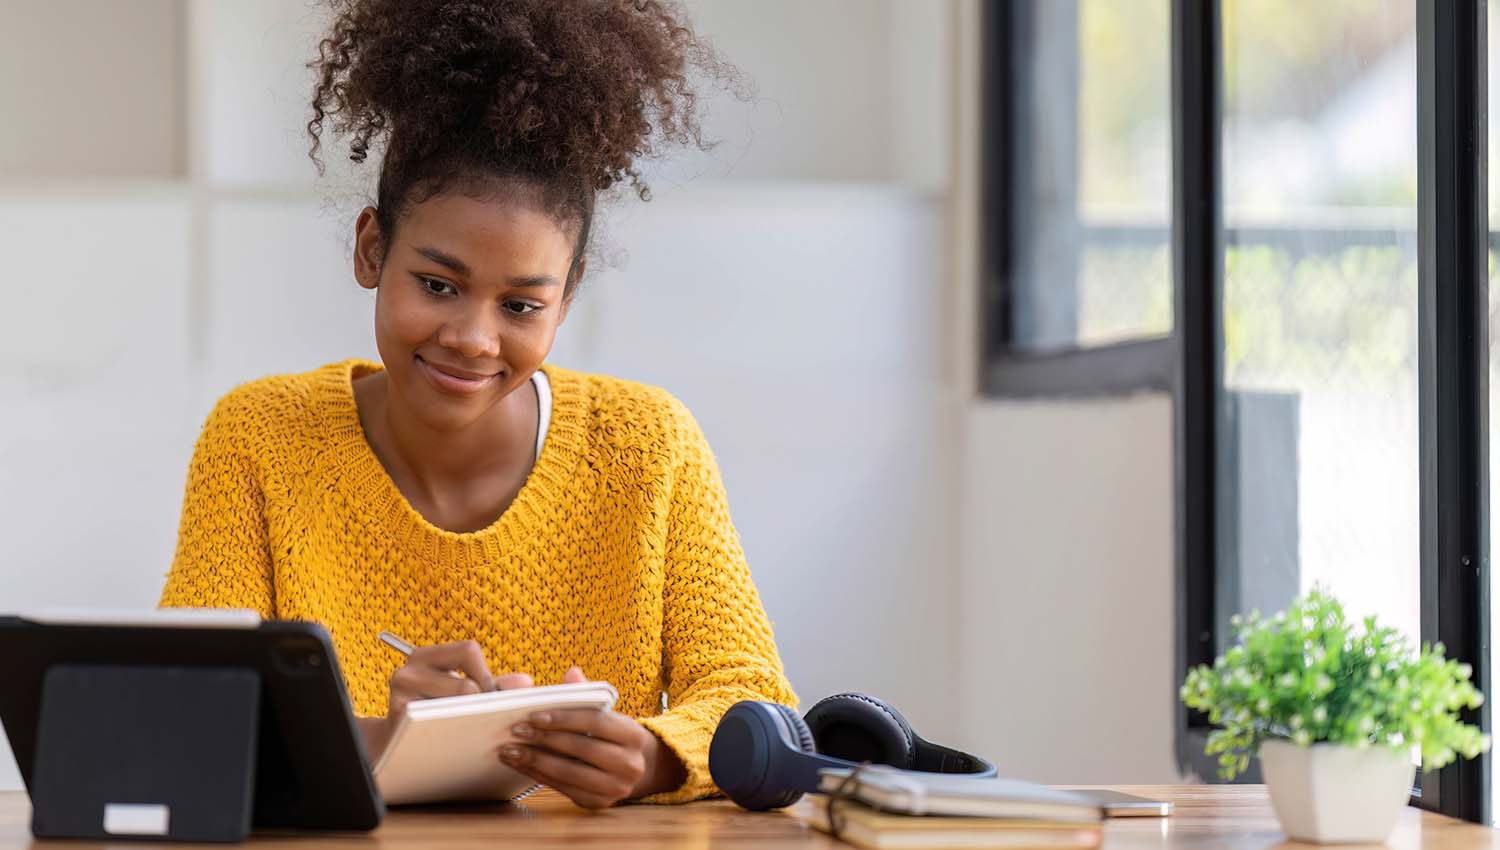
[{"xmin": 308, "ymin": 0, "xmax": 729, "ymax": 197}]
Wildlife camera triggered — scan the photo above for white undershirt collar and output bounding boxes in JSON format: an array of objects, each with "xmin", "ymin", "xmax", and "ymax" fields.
[{"xmin": 531, "ymin": 368, "xmax": 552, "ymax": 462}]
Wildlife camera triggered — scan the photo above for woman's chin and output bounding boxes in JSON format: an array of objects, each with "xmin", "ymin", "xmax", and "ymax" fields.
[{"xmin": 391, "ymin": 372, "xmax": 495, "ymax": 432}]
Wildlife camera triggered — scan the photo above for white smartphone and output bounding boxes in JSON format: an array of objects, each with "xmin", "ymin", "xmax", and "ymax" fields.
[{"xmin": 1070, "ymin": 789, "xmax": 1173, "ymax": 817}]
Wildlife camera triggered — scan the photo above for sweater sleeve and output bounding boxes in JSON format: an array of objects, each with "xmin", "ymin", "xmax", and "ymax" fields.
[
  {"xmin": 634, "ymin": 401, "xmax": 798, "ymax": 804},
  {"xmin": 158, "ymin": 397, "xmax": 276, "ymax": 617}
]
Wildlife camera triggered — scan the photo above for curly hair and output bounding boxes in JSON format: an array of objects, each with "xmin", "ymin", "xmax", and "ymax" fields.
[{"xmin": 307, "ymin": 0, "xmax": 729, "ymax": 291}]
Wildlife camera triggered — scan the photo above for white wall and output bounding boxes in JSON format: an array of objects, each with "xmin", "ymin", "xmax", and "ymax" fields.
[
  {"xmin": 660, "ymin": 0, "xmax": 950, "ymax": 189},
  {"xmin": 0, "ymin": 191, "xmax": 202, "ymax": 792},
  {"xmin": 955, "ymin": 397, "xmax": 1179, "ymax": 783},
  {"xmin": 0, "ymin": 0, "xmax": 183, "ymax": 178},
  {"xmin": 0, "ymin": 192, "xmax": 199, "ymax": 607}
]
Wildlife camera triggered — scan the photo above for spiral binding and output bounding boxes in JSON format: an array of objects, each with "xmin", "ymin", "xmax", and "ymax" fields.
[{"xmin": 510, "ymin": 782, "xmax": 544, "ymax": 803}]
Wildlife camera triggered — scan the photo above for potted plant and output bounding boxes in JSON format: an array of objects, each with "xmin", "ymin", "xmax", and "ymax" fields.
[{"xmin": 1181, "ymin": 587, "xmax": 1489, "ymax": 844}]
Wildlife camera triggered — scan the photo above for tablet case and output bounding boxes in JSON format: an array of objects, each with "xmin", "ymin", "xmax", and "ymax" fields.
[
  {"xmin": 0, "ymin": 615, "xmax": 384, "ymax": 838},
  {"xmin": 30, "ymin": 664, "xmax": 261, "ymax": 843}
]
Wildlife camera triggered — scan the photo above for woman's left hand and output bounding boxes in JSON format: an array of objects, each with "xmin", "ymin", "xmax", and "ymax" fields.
[{"xmin": 502, "ymin": 667, "xmax": 687, "ymax": 808}]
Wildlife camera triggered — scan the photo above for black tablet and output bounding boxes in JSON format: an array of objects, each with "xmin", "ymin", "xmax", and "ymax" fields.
[{"xmin": 0, "ymin": 611, "xmax": 384, "ymax": 837}]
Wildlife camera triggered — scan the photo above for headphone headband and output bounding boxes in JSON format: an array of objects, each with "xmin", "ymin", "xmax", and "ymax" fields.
[
  {"xmin": 912, "ymin": 732, "xmax": 994, "ymax": 774},
  {"xmin": 708, "ymin": 694, "xmax": 996, "ymax": 811}
]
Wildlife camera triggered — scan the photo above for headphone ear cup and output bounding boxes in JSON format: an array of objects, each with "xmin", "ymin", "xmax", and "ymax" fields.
[
  {"xmin": 777, "ymin": 705, "xmax": 817, "ymax": 754},
  {"xmin": 711, "ymin": 701, "xmax": 832, "ymax": 811},
  {"xmin": 709, "ymin": 701, "xmax": 779, "ymax": 809},
  {"xmin": 803, "ymin": 693, "xmax": 918, "ymax": 770},
  {"xmin": 766, "ymin": 705, "xmax": 817, "ymax": 808}
]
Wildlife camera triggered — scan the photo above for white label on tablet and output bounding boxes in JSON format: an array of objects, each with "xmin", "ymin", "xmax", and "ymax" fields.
[{"xmin": 103, "ymin": 803, "xmax": 170, "ymax": 835}]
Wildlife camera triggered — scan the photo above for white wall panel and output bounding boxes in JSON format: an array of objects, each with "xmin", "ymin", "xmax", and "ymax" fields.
[
  {"xmin": 0, "ymin": 0, "xmax": 183, "ymax": 178},
  {"xmin": 958, "ymin": 396, "xmax": 1180, "ymax": 784},
  {"xmin": 0, "ymin": 196, "xmax": 197, "ymax": 793}
]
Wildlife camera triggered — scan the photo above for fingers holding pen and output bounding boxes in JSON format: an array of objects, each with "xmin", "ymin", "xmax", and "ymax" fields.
[
  {"xmin": 406, "ymin": 640, "xmax": 497, "ymax": 691},
  {"xmin": 385, "ymin": 639, "xmax": 498, "ymax": 718}
]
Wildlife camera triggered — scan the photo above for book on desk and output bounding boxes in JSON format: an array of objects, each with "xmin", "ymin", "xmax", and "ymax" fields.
[{"xmin": 802, "ymin": 766, "xmax": 1104, "ymax": 850}]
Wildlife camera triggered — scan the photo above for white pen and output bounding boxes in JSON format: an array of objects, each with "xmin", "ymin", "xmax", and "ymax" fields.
[{"xmin": 377, "ymin": 630, "xmax": 416, "ymax": 656}]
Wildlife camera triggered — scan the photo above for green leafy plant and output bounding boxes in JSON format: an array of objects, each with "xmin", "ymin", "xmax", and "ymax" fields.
[{"xmin": 1181, "ymin": 587, "xmax": 1489, "ymax": 779}]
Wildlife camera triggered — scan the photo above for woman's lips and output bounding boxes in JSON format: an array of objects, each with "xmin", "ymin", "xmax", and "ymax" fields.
[{"xmin": 415, "ymin": 355, "xmax": 497, "ymax": 395}]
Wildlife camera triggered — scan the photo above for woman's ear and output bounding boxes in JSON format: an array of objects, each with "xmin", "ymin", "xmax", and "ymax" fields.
[{"xmin": 353, "ymin": 206, "xmax": 384, "ymax": 290}]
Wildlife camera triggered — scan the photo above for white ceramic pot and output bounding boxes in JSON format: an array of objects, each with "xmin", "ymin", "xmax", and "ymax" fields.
[{"xmin": 1258, "ymin": 738, "xmax": 1415, "ymax": 844}]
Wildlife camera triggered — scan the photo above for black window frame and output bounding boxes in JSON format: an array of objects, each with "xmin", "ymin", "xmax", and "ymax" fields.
[
  {"xmin": 980, "ymin": 0, "xmax": 1175, "ymax": 398},
  {"xmin": 1414, "ymin": 0, "xmax": 1490, "ymax": 820},
  {"xmin": 981, "ymin": 0, "xmax": 1491, "ymax": 824}
]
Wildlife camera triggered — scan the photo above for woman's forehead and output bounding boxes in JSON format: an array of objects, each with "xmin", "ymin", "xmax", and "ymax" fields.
[{"xmin": 396, "ymin": 194, "xmax": 575, "ymax": 268}]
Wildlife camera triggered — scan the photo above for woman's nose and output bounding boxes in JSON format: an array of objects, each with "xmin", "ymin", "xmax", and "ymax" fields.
[{"xmin": 437, "ymin": 310, "xmax": 501, "ymax": 360}]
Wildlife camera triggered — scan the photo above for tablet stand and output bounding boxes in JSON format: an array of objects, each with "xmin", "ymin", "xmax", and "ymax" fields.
[{"xmin": 29, "ymin": 664, "xmax": 262, "ymax": 843}]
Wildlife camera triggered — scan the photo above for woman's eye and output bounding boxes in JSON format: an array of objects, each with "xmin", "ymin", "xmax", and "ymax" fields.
[
  {"xmin": 417, "ymin": 276, "xmax": 456, "ymax": 297},
  {"xmin": 504, "ymin": 300, "xmax": 542, "ymax": 315}
]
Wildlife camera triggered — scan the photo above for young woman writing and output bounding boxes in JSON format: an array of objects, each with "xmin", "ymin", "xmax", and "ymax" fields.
[{"xmin": 159, "ymin": 0, "xmax": 796, "ymax": 808}]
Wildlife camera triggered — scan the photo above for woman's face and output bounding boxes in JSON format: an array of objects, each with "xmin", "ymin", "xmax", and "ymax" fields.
[{"xmin": 353, "ymin": 192, "xmax": 575, "ymax": 433}]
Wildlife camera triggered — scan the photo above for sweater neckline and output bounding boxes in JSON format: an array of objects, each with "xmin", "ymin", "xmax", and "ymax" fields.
[{"xmin": 312, "ymin": 359, "xmax": 588, "ymax": 569}]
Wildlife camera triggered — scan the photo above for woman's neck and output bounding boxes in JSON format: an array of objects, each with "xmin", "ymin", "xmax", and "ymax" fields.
[{"xmin": 353, "ymin": 370, "xmax": 537, "ymax": 501}]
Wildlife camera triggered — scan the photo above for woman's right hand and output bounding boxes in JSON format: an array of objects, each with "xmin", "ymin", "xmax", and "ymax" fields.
[{"xmin": 360, "ymin": 640, "xmax": 535, "ymax": 762}]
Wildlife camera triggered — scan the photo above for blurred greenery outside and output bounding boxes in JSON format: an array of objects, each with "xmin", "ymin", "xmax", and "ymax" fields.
[
  {"xmin": 1078, "ymin": 242, "xmax": 1422, "ymax": 392},
  {"xmin": 1073, "ymin": 0, "xmax": 1428, "ymax": 391}
]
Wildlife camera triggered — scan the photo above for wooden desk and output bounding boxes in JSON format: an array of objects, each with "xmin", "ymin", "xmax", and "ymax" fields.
[{"xmin": 0, "ymin": 785, "xmax": 1494, "ymax": 848}]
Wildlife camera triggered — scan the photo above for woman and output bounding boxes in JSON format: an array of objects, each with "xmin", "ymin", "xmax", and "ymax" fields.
[{"xmin": 159, "ymin": 0, "xmax": 796, "ymax": 808}]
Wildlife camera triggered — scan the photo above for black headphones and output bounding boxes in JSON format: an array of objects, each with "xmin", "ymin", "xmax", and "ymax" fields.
[{"xmin": 708, "ymin": 693, "xmax": 997, "ymax": 810}]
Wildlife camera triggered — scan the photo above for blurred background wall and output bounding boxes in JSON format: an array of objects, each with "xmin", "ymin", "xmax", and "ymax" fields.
[{"xmin": 0, "ymin": 0, "xmax": 1179, "ymax": 790}]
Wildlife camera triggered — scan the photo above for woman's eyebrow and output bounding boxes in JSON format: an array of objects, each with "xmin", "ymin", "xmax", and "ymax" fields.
[
  {"xmin": 415, "ymin": 246, "xmax": 557, "ymax": 288},
  {"xmin": 415, "ymin": 246, "xmax": 471, "ymax": 276},
  {"xmin": 509, "ymin": 274, "xmax": 561, "ymax": 288},
  {"xmin": 417, "ymin": 244, "xmax": 564, "ymax": 287}
]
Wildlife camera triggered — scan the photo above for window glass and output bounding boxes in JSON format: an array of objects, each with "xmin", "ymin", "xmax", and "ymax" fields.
[
  {"xmin": 1010, "ymin": 0, "xmax": 1172, "ymax": 351},
  {"xmin": 1216, "ymin": 1, "xmax": 1419, "ymax": 652}
]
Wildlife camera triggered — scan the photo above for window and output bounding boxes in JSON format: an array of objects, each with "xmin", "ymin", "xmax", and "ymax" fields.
[
  {"xmin": 985, "ymin": 0, "xmax": 1488, "ymax": 823},
  {"xmin": 983, "ymin": 0, "xmax": 1173, "ymax": 396}
]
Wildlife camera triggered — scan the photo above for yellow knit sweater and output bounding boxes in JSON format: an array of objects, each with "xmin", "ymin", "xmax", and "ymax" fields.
[{"xmin": 159, "ymin": 359, "xmax": 796, "ymax": 804}]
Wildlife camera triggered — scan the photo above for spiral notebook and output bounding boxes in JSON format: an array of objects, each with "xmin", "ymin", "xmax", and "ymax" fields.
[{"xmin": 373, "ymin": 681, "xmax": 618, "ymax": 805}]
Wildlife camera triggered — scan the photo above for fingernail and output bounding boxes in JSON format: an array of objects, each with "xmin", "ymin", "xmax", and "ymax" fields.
[
  {"xmin": 530, "ymin": 711, "xmax": 551, "ymax": 725},
  {"xmin": 502, "ymin": 745, "xmax": 522, "ymax": 761},
  {"xmin": 512, "ymin": 723, "xmax": 534, "ymax": 739}
]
